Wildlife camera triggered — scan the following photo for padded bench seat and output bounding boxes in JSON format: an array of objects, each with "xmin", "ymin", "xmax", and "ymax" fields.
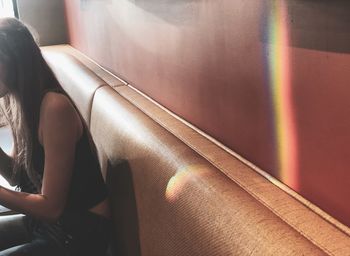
[
  {"xmin": 42, "ymin": 45, "xmax": 126, "ymax": 125},
  {"xmin": 41, "ymin": 45, "xmax": 350, "ymax": 256}
]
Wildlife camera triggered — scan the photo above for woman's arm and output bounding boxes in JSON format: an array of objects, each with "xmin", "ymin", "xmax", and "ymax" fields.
[{"xmin": 0, "ymin": 93, "xmax": 81, "ymax": 222}]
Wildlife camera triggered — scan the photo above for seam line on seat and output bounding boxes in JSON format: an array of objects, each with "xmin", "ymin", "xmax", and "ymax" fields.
[{"xmin": 88, "ymin": 84, "xmax": 108, "ymax": 128}]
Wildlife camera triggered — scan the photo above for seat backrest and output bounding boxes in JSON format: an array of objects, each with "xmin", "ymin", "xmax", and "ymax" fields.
[
  {"xmin": 42, "ymin": 45, "xmax": 350, "ymax": 256},
  {"xmin": 90, "ymin": 86, "xmax": 346, "ymax": 255},
  {"xmin": 42, "ymin": 45, "xmax": 125, "ymax": 125}
]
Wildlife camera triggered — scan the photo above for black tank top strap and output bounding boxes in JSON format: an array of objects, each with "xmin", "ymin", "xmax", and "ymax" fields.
[{"xmin": 21, "ymin": 94, "xmax": 108, "ymax": 212}]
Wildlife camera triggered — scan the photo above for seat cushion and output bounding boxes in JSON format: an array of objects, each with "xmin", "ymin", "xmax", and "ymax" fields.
[
  {"xmin": 90, "ymin": 86, "xmax": 327, "ymax": 255},
  {"xmin": 112, "ymin": 85, "xmax": 350, "ymax": 255}
]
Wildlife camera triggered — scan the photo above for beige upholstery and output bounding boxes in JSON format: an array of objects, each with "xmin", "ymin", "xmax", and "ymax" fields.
[
  {"xmin": 42, "ymin": 45, "xmax": 350, "ymax": 255},
  {"xmin": 42, "ymin": 45, "xmax": 126, "ymax": 87},
  {"xmin": 113, "ymin": 86, "xmax": 350, "ymax": 255},
  {"xmin": 90, "ymin": 86, "xmax": 350, "ymax": 256},
  {"xmin": 41, "ymin": 45, "xmax": 125, "ymax": 125}
]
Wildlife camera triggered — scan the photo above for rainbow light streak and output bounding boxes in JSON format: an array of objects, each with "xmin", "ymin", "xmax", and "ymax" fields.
[
  {"xmin": 165, "ymin": 164, "xmax": 209, "ymax": 203},
  {"xmin": 267, "ymin": 1, "xmax": 298, "ymax": 188}
]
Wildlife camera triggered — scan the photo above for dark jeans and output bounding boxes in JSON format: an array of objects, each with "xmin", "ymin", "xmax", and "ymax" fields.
[{"xmin": 0, "ymin": 211, "xmax": 112, "ymax": 256}]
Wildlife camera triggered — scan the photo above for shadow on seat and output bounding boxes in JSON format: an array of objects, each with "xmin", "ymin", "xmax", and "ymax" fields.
[{"xmin": 106, "ymin": 160, "xmax": 141, "ymax": 256}]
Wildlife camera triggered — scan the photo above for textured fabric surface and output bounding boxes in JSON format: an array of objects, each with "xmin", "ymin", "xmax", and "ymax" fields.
[
  {"xmin": 41, "ymin": 45, "xmax": 125, "ymax": 125},
  {"xmin": 41, "ymin": 45, "xmax": 350, "ymax": 255},
  {"xmin": 42, "ymin": 45, "xmax": 126, "ymax": 87},
  {"xmin": 112, "ymin": 86, "xmax": 350, "ymax": 255},
  {"xmin": 90, "ymin": 86, "xmax": 332, "ymax": 255},
  {"xmin": 42, "ymin": 51, "xmax": 105, "ymax": 125}
]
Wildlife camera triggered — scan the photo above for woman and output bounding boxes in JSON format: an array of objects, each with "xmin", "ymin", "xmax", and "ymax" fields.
[{"xmin": 0, "ymin": 18, "xmax": 111, "ymax": 255}]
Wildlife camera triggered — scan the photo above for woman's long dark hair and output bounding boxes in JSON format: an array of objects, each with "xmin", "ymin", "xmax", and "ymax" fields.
[{"xmin": 0, "ymin": 18, "xmax": 64, "ymax": 190}]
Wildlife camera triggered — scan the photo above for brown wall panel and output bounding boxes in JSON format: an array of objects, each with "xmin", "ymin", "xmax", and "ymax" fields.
[{"xmin": 64, "ymin": 0, "xmax": 350, "ymax": 227}]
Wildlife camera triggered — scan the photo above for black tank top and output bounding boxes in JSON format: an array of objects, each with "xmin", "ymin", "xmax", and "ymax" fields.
[{"xmin": 19, "ymin": 120, "xmax": 108, "ymax": 212}]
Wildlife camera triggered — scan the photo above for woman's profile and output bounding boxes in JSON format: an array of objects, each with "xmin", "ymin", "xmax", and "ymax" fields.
[{"xmin": 0, "ymin": 17, "xmax": 111, "ymax": 255}]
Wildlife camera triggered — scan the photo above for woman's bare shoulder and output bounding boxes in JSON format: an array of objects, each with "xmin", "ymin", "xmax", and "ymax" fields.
[
  {"xmin": 39, "ymin": 92, "xmax": 82, "ymax": 144},
  {"xmin": 41, "ymin": 92, "xmax": 73, "ymax": 113}
]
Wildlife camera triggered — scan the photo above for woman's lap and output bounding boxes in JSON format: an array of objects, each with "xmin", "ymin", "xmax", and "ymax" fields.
[
  {"xmin": 0, "ymin": 211, "xmax": 111, "ymax": 256},
  {"xmin": 0, "ymin": 214, "xmax": 29, "ymax": 251},
  {"xmin": 0, "ymin": 239, "xmax": 64, "ymax": 256},
  {"xmin": 0, "ymin": 214, "xmax": 64, "ymax": 256}
]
